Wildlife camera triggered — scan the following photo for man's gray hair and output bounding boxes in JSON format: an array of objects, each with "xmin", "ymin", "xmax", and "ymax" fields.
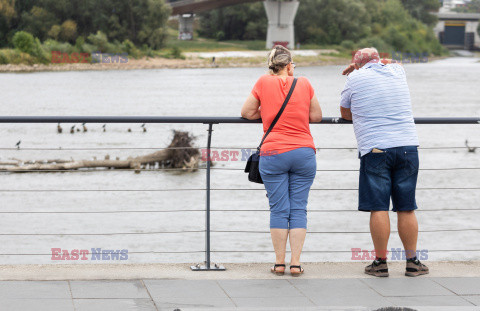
[{"xmin": 354, "ymin": 47, "xmax": 380, "ymax": 67}]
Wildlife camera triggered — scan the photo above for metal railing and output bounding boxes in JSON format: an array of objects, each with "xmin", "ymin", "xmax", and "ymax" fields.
[{"xmin": 0, "ymin": 116, "xmax": 479, "ymax": 270}]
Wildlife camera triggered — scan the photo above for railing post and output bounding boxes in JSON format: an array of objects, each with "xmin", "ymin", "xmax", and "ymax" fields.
[{"xmin": 191, "ymin": 123, "xmax": 225, "ymax": 271}]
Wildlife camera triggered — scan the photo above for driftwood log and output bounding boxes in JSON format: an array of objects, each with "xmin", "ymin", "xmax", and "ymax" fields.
[{"xmin": 0, "ymin": 131, "xmax": 200, "ymax": 173}]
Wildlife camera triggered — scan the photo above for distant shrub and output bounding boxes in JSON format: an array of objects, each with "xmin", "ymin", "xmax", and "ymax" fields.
[
  {"xmin": 12, "ymin": 31, "xmax": 48, "ymax": 62},
  {"xmin": 357, "ymin": 37, "xmax": 392, "ymax": 54},
  {"xmin": 170, "ymin": 46, "xmax": 184, "ymax": 59},
  {"xmin": 340, "ymin": 40, "xmax": 355, "ymax": 51},
  {"xmin": 43, "ymin": 39, "xmax": 74, "ymax": 53},
  {"xmin": 122, "ymin": 39, "xmax": 141, "ymax": 58},
  {"xmin": 75, "ymin": 36, "xmax": 85, "ymax": 52},
  {"xmin": 0, "ymin": 50, "xmax": 9, "ymax": 64},
  {"xmin": 12, "ymin": 31, "xmax": 36, "ymax": 54},
  {"xmin": 87, "ymin": 31, "xmax": 110, "ymax": 53},
  {"xmin": 0, "ymin": 49, "xmax": 37, "ymax": 65}
]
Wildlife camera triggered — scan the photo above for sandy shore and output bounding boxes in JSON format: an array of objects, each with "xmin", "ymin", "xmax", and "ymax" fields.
[{"xmin": 0, "ymin": 50, "xmax": 349, "ymax": 73}]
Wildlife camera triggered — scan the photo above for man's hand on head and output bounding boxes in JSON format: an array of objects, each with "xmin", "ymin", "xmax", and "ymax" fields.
[{"xmin": 342, "ymin": 63, "xmax": 358, "ymax": 76}]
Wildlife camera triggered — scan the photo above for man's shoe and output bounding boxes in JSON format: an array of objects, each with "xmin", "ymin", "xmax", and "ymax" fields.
[
  {"xmin": 365, "ymin": 259, "xmax": 389, "ymax": 277},
  {"xmin": 405, "ymin": 259, "xmax": 429, "ymax": 277}
]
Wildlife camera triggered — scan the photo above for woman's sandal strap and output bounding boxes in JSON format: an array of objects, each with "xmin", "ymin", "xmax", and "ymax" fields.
[
  {"xmin": 290, "ymin": 265, "xmax": 302, "ymax": 269},
  {"xmin": 274, "ymin": 264, "xmax": 286, "ymax": 268}
]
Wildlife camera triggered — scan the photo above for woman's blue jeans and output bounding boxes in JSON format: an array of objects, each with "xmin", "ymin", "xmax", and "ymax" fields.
[{"xmin": 259, "ymin": 147, "xmax": 316, "ymax": 229}]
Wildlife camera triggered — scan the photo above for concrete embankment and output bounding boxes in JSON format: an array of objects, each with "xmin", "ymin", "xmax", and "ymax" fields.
[{"xmin": 1, "ymin": 261, "xmax": 479, "ymax": 281}]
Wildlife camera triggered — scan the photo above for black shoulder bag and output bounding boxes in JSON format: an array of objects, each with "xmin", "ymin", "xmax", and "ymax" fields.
[{"xmin": 244, "ymin": 78, "xmax": 298, "ymax": 184}]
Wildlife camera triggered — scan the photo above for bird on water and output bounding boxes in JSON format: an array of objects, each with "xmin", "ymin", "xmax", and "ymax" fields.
[{"xmin": 57, "ymin": 123, "xmax": 63, "ymax": 134}]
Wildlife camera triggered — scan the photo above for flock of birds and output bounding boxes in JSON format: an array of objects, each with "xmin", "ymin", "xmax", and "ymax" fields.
[
  {"xmin": 14, "ymin": 124, "xmax": 148, "ymax": 149},
  {"xmin": 56, "ymin": 123, "xmax": 147, "ymax": 134}
]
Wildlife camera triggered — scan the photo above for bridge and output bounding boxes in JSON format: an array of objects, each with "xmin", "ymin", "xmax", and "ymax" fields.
[
  {"xmin": 167, "ymin": 0, "xmax": 262, "ymax": 15},
  {"xmin": 434, "ymin": 12, "xmax": 480, "ymax": 50},
  {"xmin": 166, "ymin": 0, "xmax": 300, "ymax": 49}
]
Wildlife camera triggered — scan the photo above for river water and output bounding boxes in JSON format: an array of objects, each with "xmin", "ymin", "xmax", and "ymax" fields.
[{"xmin": 0, "ymin": 57, "xmax": 479, "ymax": 264}]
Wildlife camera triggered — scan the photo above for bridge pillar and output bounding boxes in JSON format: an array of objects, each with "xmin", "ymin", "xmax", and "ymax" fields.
[
  {"xmin": 178, "ymin": 14, "xmax": 194, "ymax": 40},
  {"xmin": 263, "ymin": 0, "xmax": 299, "ymax": 49}
]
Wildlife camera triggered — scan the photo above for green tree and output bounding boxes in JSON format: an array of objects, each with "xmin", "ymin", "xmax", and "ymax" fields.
[
  {"xmin": 19, "ymin": 6, "xmax": 58, "ymax": 40},
  {"xmin": 0, "ymin": 0, "xmax": 16, "ymax": 45},
  {"xmin": 137, "ymin": 0, "xmax": 171, "ymax": 49},
  {"xmin": 453, "ymin": 0, "xmax": 480, "ymax": 13},
  {"xmin": 295, "ymin": 0, "xmax": 371, "ymax": 45},
  {"xmin": 198, "ymin": 2, "xmax": 267, "ymax": 40},
  {"xmin": 400, "ymin": 0, "xmax": 440, "ymax": 26},
  {"xmin": 11, "ymin": 30, "xmax": 46, "ymax": 59},
  {"xmin": 59, "ymin": 19, "xmax": 77, "ymax": 42}
]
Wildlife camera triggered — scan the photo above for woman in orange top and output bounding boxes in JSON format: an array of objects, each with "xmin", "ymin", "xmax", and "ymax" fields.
[{"xmin": 241, "ymin": 45, "xmax": 322, "ymax": 276}]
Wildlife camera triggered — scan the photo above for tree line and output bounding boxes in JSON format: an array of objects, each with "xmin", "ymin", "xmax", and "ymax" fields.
[
  {"xmin": 199, "ymin": 0, "xmax": 445, "ymax": 55},
  {"xmin": 0, "ymin": 0, "xmax": 171, "ymax": 49}
]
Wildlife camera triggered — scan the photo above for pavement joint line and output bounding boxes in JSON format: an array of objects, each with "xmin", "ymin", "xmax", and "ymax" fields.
[
  {"xmin": 67, "ymin": 280, "xmax": 76, "ymax": 311},
  {"xmin": 430, "ymin": 278, "xmax": 477, "ymax": 306},
  {"xmin": 141, "ymin": 279, "xmax": 159, "ymax": 311},
  {"xmin": 358, "ymin": 277, "xmax": 386, "ymax": 297},
  {"xmin": 286, "ymin": 279, "xmax": 316, "ymax": 306},
  {"xmin": 215, "ymin": 279, "xmax": 238, "ymax": 307}
]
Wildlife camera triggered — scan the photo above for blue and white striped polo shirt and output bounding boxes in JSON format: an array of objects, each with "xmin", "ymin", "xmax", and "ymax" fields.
[{"xmin": 340, "ymin": 62, "xmax": 419, "ymax": 157}]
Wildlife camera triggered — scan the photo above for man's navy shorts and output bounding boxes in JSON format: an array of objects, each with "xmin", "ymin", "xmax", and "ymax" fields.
[{"xmin": 359, "ymin": 146, "xmax": 419, "ymax": 212}]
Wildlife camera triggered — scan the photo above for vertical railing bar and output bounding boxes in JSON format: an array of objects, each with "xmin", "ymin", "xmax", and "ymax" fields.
[
  {"xmin": 205, "ymin": 123, "xmax": 213, "ymax": 269},
  {"xmin": 190, "ymin": 122, "xmax": 224, "ymax": 271}
]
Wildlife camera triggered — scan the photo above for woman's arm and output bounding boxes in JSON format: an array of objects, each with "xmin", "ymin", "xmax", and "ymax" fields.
[
  {"xmin": 309, "ymin": 95, "xmax": 322, "ymax": 123},
  {"xmin": 241, "ymin": 93, "xmax": 261, "ymax": 120}
]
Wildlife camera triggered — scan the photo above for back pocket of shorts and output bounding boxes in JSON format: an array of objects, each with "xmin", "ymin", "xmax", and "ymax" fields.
[{"xmin": 365, "ymin": 152, "xmax": 387, "ymax": 176}]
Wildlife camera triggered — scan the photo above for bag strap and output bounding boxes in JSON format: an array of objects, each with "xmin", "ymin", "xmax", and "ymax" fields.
[{"xmin": 257, "ymin": 77, "xmax": 298, "ymax": 151}]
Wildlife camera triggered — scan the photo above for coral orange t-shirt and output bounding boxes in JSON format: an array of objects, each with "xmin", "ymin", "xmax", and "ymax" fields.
[{"xmin": 251, "ymin": 74, "xmax": 316, "ymax": 155}]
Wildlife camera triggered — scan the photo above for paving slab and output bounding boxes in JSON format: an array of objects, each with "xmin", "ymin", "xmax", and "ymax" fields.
[
  {"xmin": 218, "ymin": 279, "xmax": 303, "ymax": 298},
  {"xmin": 232, "ymin": 296, "xmax": 315, "ymax": 308},
  {"xmin": 144, "ymin": 279, "xmax": 227, "ymax": 299},
  {"xmin": 0, "ymin": 281, "xmax": 71, "ymax": 299},
  {"xmin": 385, "ymin": 295, "xmax": 474, "ymax": 306},
  {"xmin": 154, "ymin": 296, "xmax": 236, "ymax": 309},
  {"xmin": 70, "ymin": 280, "xmax": 149, "ymax": 299},
  {"xmin": 0, "ymin": 298, "xmax": 74, "ymax": 311},
  {"xmin": 463, "ymin": 296, "xmax": 480, "ymax": 306},
  {"xmin": 74, "ymin": 298, "xmax": 156, "ymax": 311},
  {"xmin": 361, "ymin": 278, "xmax": 455, "ymax": 297},
  {"xmin": 289, "ymin": 278, "xmax": 392, "ymax": 307},
  {"xmin": 433, "ymin": 277, "xmax": 480, "ymax": 295}
]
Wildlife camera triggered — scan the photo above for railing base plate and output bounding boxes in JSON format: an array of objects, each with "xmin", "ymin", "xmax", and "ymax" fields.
[{"xmin": 190, "ymin": 262, "xmax": 226, "ymax": 271}]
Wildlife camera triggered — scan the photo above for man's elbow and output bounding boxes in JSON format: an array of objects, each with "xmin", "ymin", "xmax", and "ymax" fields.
[{"xmin": 340, "ymin": 108, "xmax": 352, "ymax": 121}]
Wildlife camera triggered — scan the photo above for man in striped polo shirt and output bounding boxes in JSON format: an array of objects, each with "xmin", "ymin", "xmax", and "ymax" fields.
[{"xmin": 340, "ymin": 48, "xmax": 429, "ymax": 277}]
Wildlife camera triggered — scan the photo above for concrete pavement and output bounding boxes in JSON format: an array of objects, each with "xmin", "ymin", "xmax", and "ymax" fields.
[{"xmin": 0, "ymin": 262, "xmax": 480, "ymax": 310}]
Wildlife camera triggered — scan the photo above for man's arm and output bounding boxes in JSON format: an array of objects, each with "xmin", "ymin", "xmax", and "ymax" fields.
[
  {"xmin": 340, "ymin": 107, "xmax": 352, "ymax": 121},
  {"xmin": 340, "ymin": 78, "xmax": 353, "ymax": 120}
]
